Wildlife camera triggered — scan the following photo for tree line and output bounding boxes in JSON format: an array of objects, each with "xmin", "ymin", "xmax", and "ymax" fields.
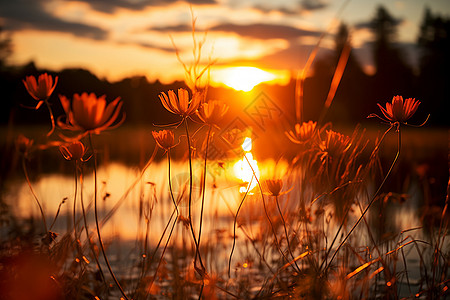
[{"xmin": 0, "ymin": 5, "xmax": 448, "ymax": 127}]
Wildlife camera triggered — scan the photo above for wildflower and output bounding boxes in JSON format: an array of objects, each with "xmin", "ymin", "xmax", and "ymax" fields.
[
  {"xmin": 177, "ymin": 215, "xmax": 191, "ymax": 229},
  {"xmin": 42, "ymin": 231, "xmax": 58, "ymax": 246},
  {"xmin": 319, "ymin": 130, "xmax": 351, "ymax": 159},
  {"xmin": 285, "ymin": 121, "xmax": 317, "ymax": 144},
  {"xmin": 15, "ymin": 134, "xmax": 34, "ymax": 156},
  {"xmin": 22, "ymin": 73, "xmax": 58, "ymax": 109},
  {"xmin": 197, "ymin": 100, "xmax": 229, "ymax": 125},
  {"xmin": 58, "ymin": 93, "xmax": 124, "ymax": 135},
  {"xmin": 220, "ymin": 128, "xmax": 253, "ymax": 155},
  {"xmin": 152, "ymin": 130, "xmax": 176, "ymax": 150},
  {"xmin": 202, "ymin": 273, "xmax": 219, "ymax": 300},
  {"xmin": 266, "ymin": 179, "xmax": 283, "ymax": 197},
  {"xmin": 370, "ymin": 95, "xmax": 420, "ymax": 124},
  {"xmin": 159, "ymin": 88, "xmax": 200, "ymax": 117},
  {"xmin": 59, "ymin": 141, "xmax": 88, "ymax": 161}
]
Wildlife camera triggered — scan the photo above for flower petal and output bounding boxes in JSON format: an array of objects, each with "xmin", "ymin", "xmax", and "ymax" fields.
[{"xmin": 377, "ymin": 103, "xmax": 393, "ymax": 121}]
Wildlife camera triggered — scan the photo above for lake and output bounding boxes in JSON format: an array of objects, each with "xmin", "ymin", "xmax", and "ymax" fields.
[{"xmin": 1, "ymin": 125, "xmax": 448, "ymax": 298}]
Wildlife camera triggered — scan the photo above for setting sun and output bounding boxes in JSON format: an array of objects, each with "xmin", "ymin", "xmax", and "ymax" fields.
[{"xmin": 212, "ymin": 66, "xmax": 278, "ymax": 91}]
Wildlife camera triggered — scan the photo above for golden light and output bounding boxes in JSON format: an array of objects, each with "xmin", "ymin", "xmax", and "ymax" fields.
[
  {"xmin": 212, "ymin": 66, "xmax": 277, "ymax": 92},
  {"xmin": 233, "ymin": 137, "xmax": 260, "ymax": 193}
]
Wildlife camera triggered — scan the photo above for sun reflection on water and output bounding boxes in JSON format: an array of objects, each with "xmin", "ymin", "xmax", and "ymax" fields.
[
  {"xmin": 233, "ymin": 137, "xmax": 260, "ymax": 193},
  {"xmin": 3, "ymin": 158, "xmax": 427, "ymax": 250}
]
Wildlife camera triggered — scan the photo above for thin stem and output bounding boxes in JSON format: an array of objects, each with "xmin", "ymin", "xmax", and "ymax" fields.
[
  {"xmin": 319, "ymin": 124, "xmax": 395, "ymax": 272},
  {"xmin": 432, "ymin": 188, "xmax": 449, "ymax": 292},
  {"xmin": 101, "ymin": 145, "xmax": 158, "ymax": 227},
  {"xmin": 133, "ymin": 210, "xmax": 151, "ymax": 299},
  {"xmin": 44, "ymin": 99, "xmax": 56, "ymax": 136},
  {"xmin": 146, "ymin": 155, "xmax": 180, "ymax": 296},
  {"xmin": 147, "ymin": 205, "xmax": 177, "ymax": 274},
  {"xmin": 197, "ymin": 126, "xmax": 211, "ymax": 264},
  {"xmin": 242, "ymin": 154, "xmax": 294, "ymax": 271},
  {"xmin": 73, "ymin": 162, "xmax": 79, "ymax": 241},
  {"xmin": 148, "ymin": 215, "xmax": 178, "ymax": 295},
  {"xmin": 240, "ymin": 224, "xmax": 277, "ymax": 276},
  {"xmin": 400, "ymin": 241, "xmax": 413, "ymax": 296},
  {"xmin": 22, "ymin": 157, "xmax": 48, "ymax": 234},
  {"xmin": 168, "ymin": 148, "xmax": 179, "ymax": 217},
  {"xmin": 261, "ymin": 190, "xmax": 292, "ymax": 269},
  {"xmin": 156, "ymin": 149, "xmax": 180, "ymax": 266},
  {"xmin": 89, "ymin": 134, "xmax": 129, "ymax": 300},
  {"xmin": 79, "ymin": 161, "xmax": 106, "ymax": 284},
  {"xmin": 275, "ymin": 195, "xmax": 300, "ymax": 272},
  {"xmin": 323, "ymin": 125, "xmax": 402, "ymax": 274},
  {"xmin": 48, "ymin": 200, "xmax": 65, "ymax": 232},
  {"xmin": 228, "ymin": 177, "xmax": 253, "ymax": 278},
  {"xmin": 72, "ymin": 161, "xmax": 86, "ymax": 276},
  {"xmin": 184, "ymin": 119, "xmax": 205, "ymax": 273}
]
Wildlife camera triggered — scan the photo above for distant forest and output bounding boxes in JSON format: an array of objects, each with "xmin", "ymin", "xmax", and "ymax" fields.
[{"xmin": 0, "ymin": 5, "xmax": 449, "ymax": 128}]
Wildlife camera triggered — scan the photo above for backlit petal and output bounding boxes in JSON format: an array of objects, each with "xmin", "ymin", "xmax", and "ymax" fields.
[
  {"xmin": 159, "ymin": 92, "xmax": 177, "ymax": 114},
  {"xmin": 377, "ymin": 103, "xmax": 393, "ymax": 121}
]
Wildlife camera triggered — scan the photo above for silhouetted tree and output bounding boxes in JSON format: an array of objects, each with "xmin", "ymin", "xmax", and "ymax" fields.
[
  {"xmin": 417, "ymin": 7, "xmax": 450, "ymax": 126},
  {"xmin": 331, "ymin": 23, "xmax": 369, "ymax": 123},
  {"xmin": 110, "ymin": 77, "xmax": 187, "ymax": 126},
  {"xmin": 370, "ymin": 5, "xmax": 413, "ymax": 99},
  {"xmin": 310, "ymin": 23, "xmax": 369, "ymax": 124},
  {"xmin": 0, "ymin": 26, "xmax": 12, "ymax": 70},
  {"xmin": 0, "ymin": 27, "xmax": 15, "ymax": 125}
]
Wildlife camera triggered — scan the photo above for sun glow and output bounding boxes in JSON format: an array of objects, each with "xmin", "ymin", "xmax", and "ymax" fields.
[
  {"xmin": 212, "ymin": 66, "xmax": 277, "ymax": 91},
  {"xmin": 234, "ymin": 137, "xmax": 260, "ymax": 193}
]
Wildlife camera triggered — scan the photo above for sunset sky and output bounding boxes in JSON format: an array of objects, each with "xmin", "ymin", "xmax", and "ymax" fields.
[{"xmin": 1, "ymin": 0, "xmax": 449, "ymax": 88}]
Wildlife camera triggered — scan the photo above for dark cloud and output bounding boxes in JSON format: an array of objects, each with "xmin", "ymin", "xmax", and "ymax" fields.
[
  {"xmin": 149, "ymin": 22, "xmax": 321, "ymax": 40},
  {"xmin": 127, "ymin": 41, "xmax": 177, "ymax": 53},
  {"xmin": 353, "ymin": 21, "xmax": 372, "ymax": 31},
  {"xmin": 211, "ymin": 39, "xmax": 331, "ymax": 71},
  {"xmin": 73, "ymin": 0, "xmax": 217, "ymax": 14},
  {"xmin": 210, "ymin": 23, "xmax": 321, "ymax": 40},
  {"xmin": 150, "ymin": 24, "xmax": 193, "ymax": 33},
  {"xmin": 0, "ymin": 0, "xmax": 107, "ymax": 39},
  {"xmin": 300, "ymin": 0, "xmax": 327, "ymax": 11},
  {"xmin": 252, "ymin": 43, "xmax": 331, "ymax": 70},
  {"xmin": 239, "ymin": 0, "xmax": 328, "ymax": 15},
  {"xmin": 251, "ymin": 5, "xmax": 300, "ymax": 15},
  {"xmin": 145, "ymin": 19, "xmax": 325, "ymax": 69}
]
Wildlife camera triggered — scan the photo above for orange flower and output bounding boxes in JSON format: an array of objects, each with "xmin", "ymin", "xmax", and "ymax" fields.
[
  {"xmin": 196, "ymin": 100, "xmax": 229, "ymax": 125},
  {"xmin": 285, "ymin": 121, "xmax": 317, "ymax": 144},
  {"xmin": 58, "ymin": 93, "xmax": 124, "ymax": 134},
  {"xmin": 374, "ymin": 95, "xmax": 420, "ymax": 123},
  {"xmin": 266, "ymin": 179, "xmax": 283, "ymax": 197},
  {"xmin": 15, "ymin": 134, "xmax": 34, "ymax": 156},
  {"xmin": 202, "ymin": 273, "xmax": 219, "ymax": 300},
  {"xmin": 159, "ymin": 88, "xmax": 200, "ymax": 117},
  {"xmin": 152, "ymin": 130, "xmax": 176, "ymax": 150},
  {"xmin": 319, "ymin": 130, "xmax": 351, "ymax": 159},
  {"xmin": 22, "ymin": 73, "xmax": 58, "ymax": 109},
  {"xmin": 59, "ymin": 141, "xmax": 88, "ymax": 161}
]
